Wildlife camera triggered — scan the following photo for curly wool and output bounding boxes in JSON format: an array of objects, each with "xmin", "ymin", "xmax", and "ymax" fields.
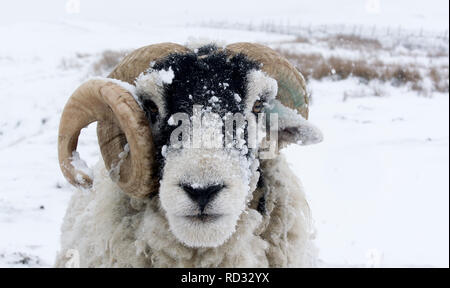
[{"xmin": 54, "ymin": 154, "xmax": 316, "ymax": 268}]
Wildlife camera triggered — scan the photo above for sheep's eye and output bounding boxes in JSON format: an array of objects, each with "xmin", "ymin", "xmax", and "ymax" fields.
[
  {"xmin": 143, "ymin": 99, "xmax": 159, "ymax": 114},
  {"xmin": 142, "ymin": 99, "xmax": 159, "ymax": 124},
  {"xmin": 150, "ymin": 105, "xmax": 158, "ymax": 114},
  {"xmin": 252, "ymin": 100, "xmax": 263, "ymax": 113}
]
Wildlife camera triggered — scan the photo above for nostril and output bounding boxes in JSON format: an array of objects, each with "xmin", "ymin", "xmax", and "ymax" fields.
[
  {"xmin": 203, "ymin": 184, "xmax": 224, "ymax": 197},
  {"xmin": 181, "ymin": 184, "xmax": 224, "ymax": 212}
]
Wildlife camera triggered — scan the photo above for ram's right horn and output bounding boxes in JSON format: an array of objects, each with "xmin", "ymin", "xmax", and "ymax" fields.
[{"xmin": 58, "ymin": 79, "xmax": 156, "ymax": 198}]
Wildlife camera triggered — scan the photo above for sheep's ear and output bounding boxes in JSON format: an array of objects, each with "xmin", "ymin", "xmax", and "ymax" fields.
[{"xmin": 267, "ymin": 100, "xmax": 323, "ymax": 148}]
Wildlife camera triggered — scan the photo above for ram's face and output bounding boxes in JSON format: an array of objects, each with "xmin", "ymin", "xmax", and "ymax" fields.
[
  {"xmin": 135, "ymin": 48, "xmax": 277, "ymax": 247},
  {"xmin": 135, "ymin": 46, "xmax": 322, "ymax": 248}
]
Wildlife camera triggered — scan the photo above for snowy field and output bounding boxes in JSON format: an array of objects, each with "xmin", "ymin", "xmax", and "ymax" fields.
[{"xmin": 0, "ymin": 0, "xmax": 448, "ymax": 267}]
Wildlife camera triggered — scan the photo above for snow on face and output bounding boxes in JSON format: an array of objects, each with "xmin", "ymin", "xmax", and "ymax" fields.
[{"xmin": 136, "ymin": 45, "xmax": 276, "ymax": 247}]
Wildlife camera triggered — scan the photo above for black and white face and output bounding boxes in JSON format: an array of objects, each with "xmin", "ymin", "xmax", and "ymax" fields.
[{"xmin": 135, "ymin": 45, "xmax": 322, "ymax": 248}]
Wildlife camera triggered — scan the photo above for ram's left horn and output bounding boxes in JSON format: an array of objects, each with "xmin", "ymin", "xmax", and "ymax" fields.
[{"xmin": 58, "ymin": 79, "xmax": 156, "ymax": 198}]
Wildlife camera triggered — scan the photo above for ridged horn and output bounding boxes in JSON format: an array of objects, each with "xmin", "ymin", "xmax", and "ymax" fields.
[
  {"xmin": 108, "ymin": 42, "xmax": 190, "ymax": 84},
  {"xmin": 58, "ymin": 79, "xmax": 154, "ymax": 198},
  {"xmin": 226, "ymin": 42, "xmax": 309, "ymax": 119}
]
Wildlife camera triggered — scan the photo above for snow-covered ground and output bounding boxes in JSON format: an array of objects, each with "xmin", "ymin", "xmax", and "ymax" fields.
[{"xmin": 0, "ymin": 0, "xmax": 448, "ymax": 267}]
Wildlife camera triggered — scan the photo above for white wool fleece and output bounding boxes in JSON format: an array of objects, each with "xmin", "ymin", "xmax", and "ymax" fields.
[{"xmin": 54, "ymin": 154, "xmax": 316, "ymax": 268}]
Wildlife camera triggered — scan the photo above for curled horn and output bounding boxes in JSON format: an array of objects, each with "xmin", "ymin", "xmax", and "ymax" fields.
[
  {"xmin": 58, "ymin": 79, "xmax": 155, "ymax": 198},
  {"xmin": 58, "ymin": 43, "xmax": 190, "ymax": 198},
  {"xmin": 225, "ymin": 42, "xmax": 309, "ymax": 119}
]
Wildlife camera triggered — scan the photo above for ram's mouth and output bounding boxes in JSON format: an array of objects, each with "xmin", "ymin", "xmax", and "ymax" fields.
[{"xmin": 184, "ymin": 213, "xmax": 223, "ymax": 222}]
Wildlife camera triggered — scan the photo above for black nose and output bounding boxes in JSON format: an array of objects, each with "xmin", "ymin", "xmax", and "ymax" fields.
[{"xmin": 182, "ymin": 184, "xmax": 224, "ymax": 213}]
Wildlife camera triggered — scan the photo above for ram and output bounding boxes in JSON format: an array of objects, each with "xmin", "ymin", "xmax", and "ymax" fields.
[{"xmin": 55, "ymin": 42, "xmax": 323, "ymax": 267}]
